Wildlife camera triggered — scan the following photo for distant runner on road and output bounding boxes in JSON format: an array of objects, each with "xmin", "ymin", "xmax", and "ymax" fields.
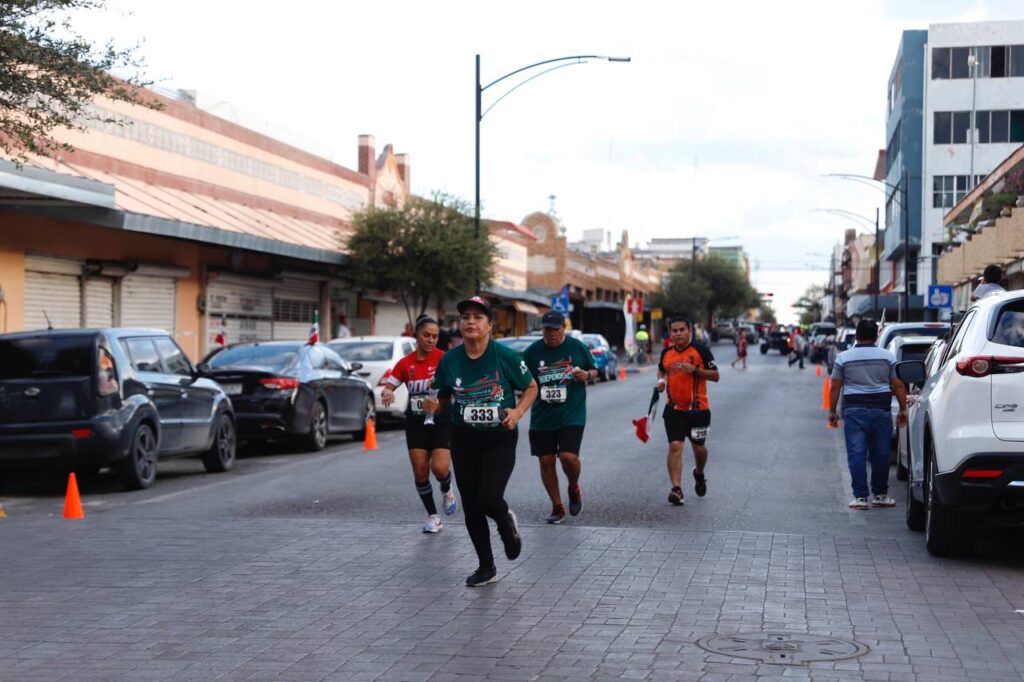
[
  {"xmin": 382, "ymin": 315, "xmax": 455, "ymax": 534},
  {"xmin": 656, "ymin": 317, "xmax": 720, "ymax": 506},
  {"xmin": 524, "ymin": 310, "xmax": 598, "ymax": 524}
]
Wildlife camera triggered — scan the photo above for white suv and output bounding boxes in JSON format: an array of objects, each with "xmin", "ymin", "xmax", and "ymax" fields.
[{"xmin": 897, "ymin": 290, "xmax": 1024, "ymax": 556}]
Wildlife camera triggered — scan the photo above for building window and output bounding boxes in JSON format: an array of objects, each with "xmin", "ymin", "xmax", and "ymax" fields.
[
  {"xmin": 273, "ymin": 298, "xmax": 317, "ymax": 323},
  {"xmin": 932, "ymin": 47, "xmax": 951, "ymax": 79},
  {"xmin": 934, "ymin": 111, "xmax": 952, "ymax": 144},
  {"xmin": 952, "ymin": 111, "xmax": 970, "ymax": 143},
  {"xmin": 885, "ymin": 122, "xmax": 901, "ymax": 173},
  {"xmin": 1013, "ymin": 46, "xmax": 1024, "ymax": 77},
  {"xmin": 932, "ymin": 44, "xmax": 1024, "ymax": 79},
  {"xmin": 935, "ymin": 109, "xmax": 1024, "ymax": 144},
  {"xmin": 932, "ymin": 175, "xmax": 984, "ymax": 208},
  {"xmin": 992, "ymin": 110, "xmax": 1010, "ymax": 142}
]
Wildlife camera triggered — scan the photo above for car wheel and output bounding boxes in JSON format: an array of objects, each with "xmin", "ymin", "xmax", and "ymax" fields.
[
  {"xmin": 117, "ymin": 423, "xmax": 158, "ymax": 490},
  {"xmin": 202, "ymin": 413, "xmax": 236, "ymax": 473},
  {"xmin": 304, "ymin": 400, "xmax": 329, "ymax": 452},
  {"xmin": 924, "ymin": 448, "xmax": 973, "ymax": 556},
  {"xmin": 354, "ymin": 397, "xmax": 375, "ymax": 442},
  {"xmin": 760, "ymin": 345, "xmax": 768, "ymax": 355}
]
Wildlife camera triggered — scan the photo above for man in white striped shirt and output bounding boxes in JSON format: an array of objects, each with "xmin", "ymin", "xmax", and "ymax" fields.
[{"xmin": 828, "ymin": 320, "xmax": 908, "ymax": 510}]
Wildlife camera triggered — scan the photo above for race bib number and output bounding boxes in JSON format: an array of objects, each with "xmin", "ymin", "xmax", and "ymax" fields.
[
  {"xmin": 409, "ymin": 397, "xmax": 426, "ymax": 414},
  {"xmin": 690, "ymin": 425, "xmax": 710, "ymax": 440},
  {"xmin": 463, "ymin": 404, "xmax": 501, "ymax": 424},
  {"xmin": 540, "ymin": 385, "xmax": 567, "ymax": 403}
]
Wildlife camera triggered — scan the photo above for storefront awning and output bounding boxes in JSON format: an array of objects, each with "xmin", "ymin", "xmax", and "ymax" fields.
[{"xmin": 513, "ymin": 301, "xmax": 541, "ymax": 315}]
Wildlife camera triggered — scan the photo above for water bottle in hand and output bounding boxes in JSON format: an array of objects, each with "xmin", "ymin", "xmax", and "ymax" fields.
[{"xmin": 424, "ymin": 389, "xmax": 439, "ymax": 426}]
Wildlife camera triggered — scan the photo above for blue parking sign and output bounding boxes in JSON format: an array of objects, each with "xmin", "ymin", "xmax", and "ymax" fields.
[{"xmin": 928, "ymin": 285, "xmax": 953, "ymax": 309}]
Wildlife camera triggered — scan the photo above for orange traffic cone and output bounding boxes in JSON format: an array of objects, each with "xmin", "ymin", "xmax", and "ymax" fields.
[
  {"xmin": 363, "ymin": 417, "xmax": 379, "ymax": 451},
  {"xmin": 63, "ymin": 473, "xmax": 84, "ymax": 519},
  {"xmin": 816, "ymin": 365, "xmax": 822, "ymax": 378},
  {"xmin": 821, "ymin": 376, "xmax": 831, "ymax": 411},
  {"xmin": 618, "ymin": 365, "xmax": 627, "ymax": 381}
]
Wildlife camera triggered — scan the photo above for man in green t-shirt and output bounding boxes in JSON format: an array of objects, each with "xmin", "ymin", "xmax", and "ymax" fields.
[{"xmin": 524, "ymin": 310, "xmax": 598, "ymax": 523}]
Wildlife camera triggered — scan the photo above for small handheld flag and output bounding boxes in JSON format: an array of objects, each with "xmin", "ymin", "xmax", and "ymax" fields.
[
  {"xmin": 214, "ymin": 315, "xmax": 227, "ymax": 347},
  {"xmin": 632, "ymin": 387, "xmax": 661, "ymax": 443},
  {"xmin": 308, "ymin": 310, "xmax": 320, "ymax": 345}
]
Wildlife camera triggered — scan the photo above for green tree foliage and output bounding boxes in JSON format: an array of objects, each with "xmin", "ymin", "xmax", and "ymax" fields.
[
  {"xmin": 347, "ymin": 193, "xmax": 499, "ymax": 327},
  {"xmin": 1, "ymin": 0, "xmax": 160, "ymax": 164},
  {"xmin": 757, "ymin": 300, "xmax": 777, "ymax": 323},
  {"xmin": 793, "ymin": 284, "xmax": 826, "ymax": 326},
  {"xmin": 652, "ymin": 255, "xmax": 761, "ymax": 326}
]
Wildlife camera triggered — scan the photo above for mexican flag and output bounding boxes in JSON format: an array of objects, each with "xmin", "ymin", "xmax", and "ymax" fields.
[
  {"xmin": 308, "ymin": 310, "xmax": 320, "ymax": 345},
  {"xmin": 214, "ymin": 315, "xmax": 227, "ymax": 347},
  {"xmin": 632, "ymin": 388, "xmax": 660, "ymax": 443}
]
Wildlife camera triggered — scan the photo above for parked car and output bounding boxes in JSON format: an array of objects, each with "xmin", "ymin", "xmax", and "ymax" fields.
[
  {"xmin": 328, "ymin": 337, "xmax": 416, "ymax": 421},
  {"xmin": 760, "ymin": 330, "xmax": 791, "ymax": 355},
  {"xmin": 0, "ymin": 328, "xmax": 236, "ymax": 490},
  {"xmin": 877, "ymin": 322, "xmax": 949, "ymax": 350},
  {"xmin": 203, "ymin": 342, "xmax": 373, "ymax": 451},
  {"xmin": 496, "ymin": 336, "xmax": 536, "ymax": 353},
  {"xmin": 581, "ymin": 333, "xmax": 619, "ymax": 382},
  {"xmin": 809, "ymin": 333, "xmax": 831, "ymax": 363},
  {"xmin": 885, "ymin": 335, "xmax": 939, "ymax": 457},
  {"xmin": 896, "ymin": 291, "xmax": 1024, "ymax": 556},
  {"xmin": 827, "ymin": 328, "xmax": 857, "ymax": 374},
  {"xmin": 897, "ymin": 337, "xmax": 948, "ymax": 483}
]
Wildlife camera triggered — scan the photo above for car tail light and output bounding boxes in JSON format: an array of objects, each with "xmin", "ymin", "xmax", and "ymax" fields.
[
  {"xmin": 97, "ymin": 349, "xmax": 119, "ymax": 397},
  {"xmin": 962, "ymin": 468, "xmax": 1003, "ymax": 479},
  {"xmin": 259, "ymin": 377, "xmax": 300, "ymax": 390},
  {"xmin": 71, "ymin": 428, "xmax": 93, "ymax": 439},
  {"xmin": 591, "ymin": 348, "xmax": 604, "ymax": 356},
  {"xmin": 955, "ymin": 356, "xmax": 1024, "ymax": 377}
]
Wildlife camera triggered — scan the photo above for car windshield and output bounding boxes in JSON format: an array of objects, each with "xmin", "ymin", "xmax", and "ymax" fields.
[
  {"xmin": 497, "ymin": 337, "xmax": 534, "ymax": 352},
  {"xmin": 331, "ymin": 341, "xmax": 394, "ymax": 362},
  {"xmin": 0, "ymin": 336, "xmax": 94, "ymax": 380},
  {"xmin": 901, "ymin": 344, "xmax": 932, "ymax": 363},
  {"xmin": 209, "ymin": 344, "xmax": 300, "ymax": 371}
]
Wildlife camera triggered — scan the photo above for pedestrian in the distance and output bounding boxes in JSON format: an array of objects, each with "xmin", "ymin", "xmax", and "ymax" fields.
[
  {"xmin": 523, "ymin": 310, "xmax": 597, "ymax": 524},
  {"xmin": 730, "ymin": 332, "xmax": 748, "ymax": 370},
  {"xmin": 971, "ymin": 264, "xmax": 1006, "ymax": 301},
  {"xmin": 382, "ymin": 314, "xmax": 456, "ymax": 534},
  {"xmin": 788, "ymin": 330, "xmax": 805, "ymax": 369},
  {"xmin": 424, "ymin": 296, "xmax": 538, "ymax": 587},
  {"xmin": 828, "ymin": 319, "xmax": 908, "ymax": 510}
]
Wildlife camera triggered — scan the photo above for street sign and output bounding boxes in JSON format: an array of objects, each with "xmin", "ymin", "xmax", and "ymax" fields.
[
  {"xmin": 651, "ymin": 308, "xmax": 663, "ymax": 320},
  {"xmin": 626, "ymin": 297, "xmax": 643, "ymax": 315},
  {"xmin": 927, "ymin": 285, "xmax": 953, "ymax": 309},
  {"xmin": 551, "ymin": 289, "xmax": 570, "ymax": 313}
]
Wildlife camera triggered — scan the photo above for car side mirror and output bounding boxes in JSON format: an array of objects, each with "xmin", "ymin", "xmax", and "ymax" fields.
[
  {"xmin": 896, "ymin": 360, "xmax": 926, "ymax": 386},
  {"xmin": 348, "ymin": 362, "xmax": 363, "ymax": 372},
  {"xmin": 195, "ymin": 362, "xmax": 212, "ymax": 377}
]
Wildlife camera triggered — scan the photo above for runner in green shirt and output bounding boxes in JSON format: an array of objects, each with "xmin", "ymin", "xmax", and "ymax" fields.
[
  {"xmin": 425, "ymin": 296, "xmax": 538, "ymax": 587},
  {"xmin": 523, "ymin": 310, "xmax": 597, "ymax": 524}
]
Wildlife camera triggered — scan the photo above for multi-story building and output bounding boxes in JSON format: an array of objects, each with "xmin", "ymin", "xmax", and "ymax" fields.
[
  {"xmin": 707, "ymin": 245, "xmax": 751, "ymax": 282},
  {"xmin": 884, "ymin": 21, "xmax": 1024, "ymax": 320}
]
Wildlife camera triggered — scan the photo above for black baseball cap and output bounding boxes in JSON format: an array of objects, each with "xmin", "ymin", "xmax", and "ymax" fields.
[
  {"xmin": 456, "ymin": 296, "xmax": 493, "ymax": 318},
  {"xmin": 540, "ymin": 310, "xmax": 566, "ymax": 329}
]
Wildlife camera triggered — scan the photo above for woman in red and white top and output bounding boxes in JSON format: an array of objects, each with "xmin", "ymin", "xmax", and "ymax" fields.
[{"xmin": 382, "ymin": 314, "xmax": 456, "ymax": 533}]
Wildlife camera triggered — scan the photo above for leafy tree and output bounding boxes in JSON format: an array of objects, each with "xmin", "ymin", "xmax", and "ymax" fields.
[
  {"xmin": 652, "ymin": 255, "xmax": 761, "ymax": 327},
  {"xmin": 793, "ymin": 284, "xmax": 826, "ymax": 326},
  {"xmin": 1, "ymin": 0, "xmax": 159, "ymax": 164},
  {"xmin": 347, "ymin": 193, "xmax": 499, "ymax": 327},
  {"xmin": 757, "ymin": 300, "xmax": 777, "ymax": 323}
]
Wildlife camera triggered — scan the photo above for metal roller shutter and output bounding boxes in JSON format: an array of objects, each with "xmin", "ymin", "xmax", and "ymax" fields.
[
  {"xmin": 83, "ymin": 278, "xmax": 114, "ymax": 328},
  {"xmin": 24, "ymin": 255, "xmax": 82, "ymax": 331},
  {"xmin": 205, "ymin": 274, "xmax": 274, "ymax": 353},
  {"xmin": 273, "ymin": 279, "xmax": 321, "ymax": 340},
  {"xmin": 121, "ymin": 275, "xmax": 176, "ymax": 333},
  {"xmin": 374, "ymin": 302, "xmax": 410, "ymax": 336}
]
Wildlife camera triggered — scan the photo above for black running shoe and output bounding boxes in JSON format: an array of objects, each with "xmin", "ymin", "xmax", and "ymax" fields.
[
  {"xmin": 502, "ymin": 510, "xmax": 522, "ymax": 560},
  {"xmin": 568, "ymin": 485, "xmax": 583, "ymax": 516},
  {"xmin": 544, "ymin": 505, "xmax": 566, "ymax": 524},
  {"xmin": 466, "ymin": 565, "xmax": 497, "ymax": 587},
  {"xmin": 693, "ymin": 468, "xmax": 707, "ymax": 497},
  {"xmin": 668, "ymin": 486, "xmax": 684, "ymax": 506}
]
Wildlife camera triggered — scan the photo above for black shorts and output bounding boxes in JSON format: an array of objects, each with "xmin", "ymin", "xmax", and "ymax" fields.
[
  {"xmin": 529, "ymin": 425, "xmax": 585, "ymax": 457},
  {"xmin": 663, "ymin": 409, "xmax": 711, "ymax": 444},
  {"xmin": 405, "ymin": 416, "xmax": 452, "ymax": 451}
]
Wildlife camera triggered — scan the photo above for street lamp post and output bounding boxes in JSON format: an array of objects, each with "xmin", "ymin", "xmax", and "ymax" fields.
[
  {"xmin": 810, "ymin": 208, "xmax": 880, "ymax": 318},
  {"xmin": 474, "ymin": 54, "xmax": 630, "ymax": 293}
]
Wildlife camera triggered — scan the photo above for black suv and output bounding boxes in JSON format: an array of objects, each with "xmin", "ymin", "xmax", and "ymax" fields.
[{"xmin": 0, "ymin": 328, "xmax": 236, "ymax": 490}]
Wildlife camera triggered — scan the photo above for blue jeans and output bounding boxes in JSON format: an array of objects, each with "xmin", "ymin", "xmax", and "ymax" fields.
[{"xmin": 842, "ymin": 407, "xmax": 892, "ymax": 498}]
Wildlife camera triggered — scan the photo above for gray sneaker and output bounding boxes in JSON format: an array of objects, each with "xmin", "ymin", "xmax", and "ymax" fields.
[
  {"xmin": 871, "ymin": 494, "xmax": 896, "ymax": 507},
  {"xmin": 848, "ymin": 497, "xmax": 870, "ymax": 510}
]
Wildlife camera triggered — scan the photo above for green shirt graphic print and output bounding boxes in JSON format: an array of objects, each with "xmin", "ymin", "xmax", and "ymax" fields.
[
  {"xmin": 523, "ymin": 336, "xmax": 596, "ymax": 431},
  {"xmin": 432, "ymin": 339, "xmax": 533, "ymax": 430}
]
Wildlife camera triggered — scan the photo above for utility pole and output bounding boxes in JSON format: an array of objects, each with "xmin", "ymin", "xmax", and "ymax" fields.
[
  {"xmin": 902, "ymin": 171, "xmax": 910, "ymax": 322},
  {"xmin": 874, "ymin": 207, "xmax": 880, "ymax": 319}
]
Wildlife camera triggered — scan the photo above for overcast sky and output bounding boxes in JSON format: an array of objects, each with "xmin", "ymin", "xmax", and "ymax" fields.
[{"xmin": 72, "ymin": 0, "xmax": 1023, "ymax": 322}]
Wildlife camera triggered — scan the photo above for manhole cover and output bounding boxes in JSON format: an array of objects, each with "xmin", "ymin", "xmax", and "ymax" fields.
[{"xmin": 697, "ymin": 631, "xmax": 869, "ymax": 665}]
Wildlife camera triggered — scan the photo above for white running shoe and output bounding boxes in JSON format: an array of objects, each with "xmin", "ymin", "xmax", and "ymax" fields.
[
  {"xmin": 871, "ymin": 494, "xmax": 896, "ymax": 507},
  {"xmin": 443, "ymin": 489, "xmax": 458, "ymax": 516},
  {"xmin": 848, "ymin": 497, "xmax": 870, "ymax": 510},
  {"xmin": 422, "ymin": 514, "xmax": 443, "ymax": 533}
]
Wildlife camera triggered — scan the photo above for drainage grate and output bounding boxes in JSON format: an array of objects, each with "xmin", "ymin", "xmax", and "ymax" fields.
[{"xmin": 697, "ymin": 631, "xmax": 870, "ymax": 665}]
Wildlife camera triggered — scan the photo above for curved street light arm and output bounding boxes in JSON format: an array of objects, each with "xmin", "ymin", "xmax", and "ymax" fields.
[
  {"xmin": 481, "ymin": 61, "xmax": 585, "ymax": 120},
  {"xmin": 482, "ymin": 55, "xmax": 627, "ymax": 92},
  {"xmin": 811, "ymin": 208, "xmax": 875, "ymax": 228}
]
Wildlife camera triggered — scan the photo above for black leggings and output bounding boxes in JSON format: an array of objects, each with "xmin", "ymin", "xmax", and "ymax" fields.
[{"xmin": 451, "ymin": 426, "xmax": 518, "ymax": 568}]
